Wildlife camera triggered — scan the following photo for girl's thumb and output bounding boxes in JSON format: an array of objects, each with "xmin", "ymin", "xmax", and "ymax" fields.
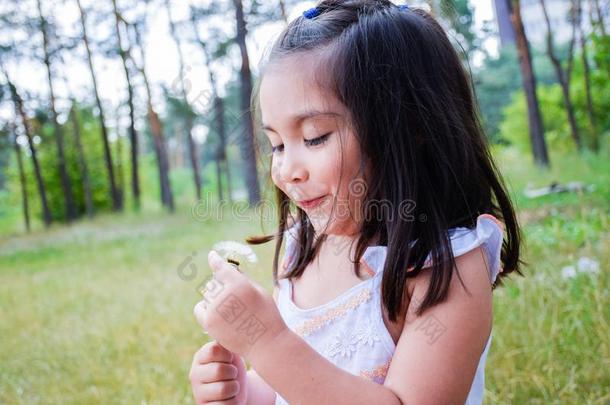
[
  {"xmin": 212, "ymin": 341, "xmax": 234, "ymax": 362},
  {"xmin": 208, "ymin": 250, "xmax": 224, "ymax": 269}
]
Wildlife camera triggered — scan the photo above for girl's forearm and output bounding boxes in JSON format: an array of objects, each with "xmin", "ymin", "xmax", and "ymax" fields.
[
  {"xmin": 249, "ymin": 329, "xmax": 402, "ymax": 405},
  {"xmin": 246, "ymin": 369, "xmax": 277, "ymax": 405}
]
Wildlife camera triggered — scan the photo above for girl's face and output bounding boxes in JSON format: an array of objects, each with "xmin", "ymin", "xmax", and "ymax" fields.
[{"xmin": 259, "ymin": 54, "xmax": 368, "ymax": 236}]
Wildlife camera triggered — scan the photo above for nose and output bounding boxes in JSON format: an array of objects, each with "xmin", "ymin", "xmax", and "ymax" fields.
[{"xmin": 277, "ymin": 149, "xmax": 309, "ymax": 184}]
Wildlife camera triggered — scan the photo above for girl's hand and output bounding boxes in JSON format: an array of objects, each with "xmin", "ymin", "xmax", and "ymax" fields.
[
  {"xmin": 189, "ymin": 340, "xmax": 248, "ymax": 405},
  {"xmin": 194, "ymin": 251, "xmax": 288, "ymax": 362}
]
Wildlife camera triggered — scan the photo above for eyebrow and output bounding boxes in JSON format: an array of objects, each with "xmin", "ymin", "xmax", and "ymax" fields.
[{"xmin": 261, "ymin": 109, "xmax": 341, "ymax": 133}]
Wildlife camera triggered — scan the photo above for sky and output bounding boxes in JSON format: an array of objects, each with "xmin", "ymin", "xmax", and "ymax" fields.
[{"xmin": 2, "ymin": 0, "xmax": 498, "ymax": 143}]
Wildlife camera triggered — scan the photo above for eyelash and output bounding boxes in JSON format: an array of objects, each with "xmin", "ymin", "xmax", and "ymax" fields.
[{"xmin": 271, "ymin": 133, "xmax": 331, "ymax": 154}]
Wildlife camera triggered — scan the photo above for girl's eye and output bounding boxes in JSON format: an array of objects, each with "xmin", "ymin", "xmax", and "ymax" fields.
[
  {"xmin": 305, "ymin": 133, "xmax": 331, "ymax": 147},
  {"xmin": 270, "ymin": 133, "xmax": 331, "ymax": 154}
]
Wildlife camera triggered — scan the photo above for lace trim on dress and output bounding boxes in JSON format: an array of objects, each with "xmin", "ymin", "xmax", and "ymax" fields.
[{"xmin": 292, "ymin": 288, "xmax": 372, "ymax": 337}]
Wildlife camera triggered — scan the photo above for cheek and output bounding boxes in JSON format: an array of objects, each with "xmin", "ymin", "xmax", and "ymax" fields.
[
  {"xmin": 336, "ymin": 137, "xmax": 364, "ymax": 191},
  {"xmin": 324, "ymin": 138, "xmax": 345, "ymax": 177},
  {"xmin": 271, "ymin": 159, "xmax": 279, "ymax": 184},
  {"xmin": 270, "ymin": 153, "xmax": 283, "ymax": 178},
  {"xmin": 270, "ymin": 158, "xmax": 286, "ymax": 191}
]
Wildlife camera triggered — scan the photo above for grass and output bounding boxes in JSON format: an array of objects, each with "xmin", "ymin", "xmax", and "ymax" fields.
[{"xmin": 0, "ymin": 148, "xmax": 608, "ymax": 404}]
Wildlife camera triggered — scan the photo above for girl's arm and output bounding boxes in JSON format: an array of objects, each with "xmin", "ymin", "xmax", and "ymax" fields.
[
  {"xmin": 249, "ymin": 329, "xmax": 402, "ymax": 405},
  {"xmin": 242, "ymin": 286, "xmax": 283, "ymax": 405},
  {"xmin": 245, "ymin": 369, "xmax": 276, "ymax": 405},
  {"xmin": 249, "ymin": 246, "xmax": 492, "ymax": 405},
  {"xmin": 383, "ymin": 247, "xmax": 493, "ymax": 404}
]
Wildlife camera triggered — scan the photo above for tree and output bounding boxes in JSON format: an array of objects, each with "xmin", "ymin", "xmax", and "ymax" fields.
[
  {"xmin": 8, "ymin": 122, "xmax": 31, "ymax": 232},
  {"xmin": 68, "ymin": 102, "xmax": 95, "ymax": 218},
  {"xmin": 164, "ymin": 0, "xmax": 202, "ymax": 201},
  {"xmin": 506, "ymin": 0, "xmax": 550, "ymax": 167},
  {"xmin": 435, "ymin": 0, "xmax": 478, "ymax": 62},
  {"xmin": 190, "ymin": 7, "xmax": 233, "ymax": 203},
  {"xmin": 51, "ymin": 49, "xmax": 96, "ymax": 219},
  {"xmin": 540, "ymin": 0, "xmax": 582, "ymax": 151},
  {"xmin": 114, "ymin": 113, "xmax": 125, "ymax": 206},
  {"xmin": 577, "ymin": 0, "xmax": 600, "ymax": 151},
  {"xmin": 75, "ymin": 0, "xmax": 122, "ymax": 210},
  {"xmin": 233, "ymin": 0, "xmax": 261, "ymax": 205},
  {"xmin": 278, "ymin": 0, "xmax": 288, "ymax": 23},
  {"xmin": 2, "ymin": 69, "xmax": 52, "ymax": 226},
  {"xmin": 589, "ymin": 0, "xmax": 607, "ymax": 38},
  {"xmin": 36, "ymin": 0, "xmax": 78, "ymax": 220},
  {"xmin": 112, "ymin": 0, "xmax": 140, "ymax": 208},
  {"xmin": 130, "ymin": 18, "xmax": 175, "ymax": 211}
]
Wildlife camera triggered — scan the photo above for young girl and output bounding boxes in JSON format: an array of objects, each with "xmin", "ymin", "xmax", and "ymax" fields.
[{"xmin": 190, "ymin": 1, "xmax": 522, "ymax": 404}]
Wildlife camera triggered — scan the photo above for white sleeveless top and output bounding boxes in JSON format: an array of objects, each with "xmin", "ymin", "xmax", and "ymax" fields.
[{"xmin": 274, "ymin": 214, "xmax": 504, "ymax": 405}]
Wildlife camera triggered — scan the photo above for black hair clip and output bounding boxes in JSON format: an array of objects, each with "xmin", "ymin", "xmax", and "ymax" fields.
[{"xmin": 303, "ymin": 7, "xmax": 321, "ymax": 19}]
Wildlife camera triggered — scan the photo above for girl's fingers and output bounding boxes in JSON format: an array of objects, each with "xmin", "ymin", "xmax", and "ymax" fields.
[
  {"xmin": 192, "ymin": 380, "xmax": 240, "ymax": 402},
  {"xmin": 194, "ymin": 340, "xmax": 233, "ymax": 364},
  {"xmin": 191, "ymin": 362, "xmax": 238, "ymax": 383},
  {"xmin": 193, "ymin": 300, "xmax": 208, "ymax": 328},
  {"xmin": 202, "ymin": 398, "xmax": 240, "ymax": 405},
  {"xmin": 194, "ymin": 341, "xmax": 234, "ymax": 365}
]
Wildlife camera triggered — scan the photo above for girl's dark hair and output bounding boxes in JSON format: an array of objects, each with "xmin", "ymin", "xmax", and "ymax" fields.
[{"xmin": 246, "ymin": 0, "xmax": 523, "ymax": 320}]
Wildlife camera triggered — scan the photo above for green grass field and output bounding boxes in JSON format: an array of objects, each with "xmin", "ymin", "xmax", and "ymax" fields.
[{"xmin": 0, "ymin": 148, "xmax": 608, "ymax": 404}]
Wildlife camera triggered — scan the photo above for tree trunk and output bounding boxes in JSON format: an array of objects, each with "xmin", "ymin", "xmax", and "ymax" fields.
[
  {"xmin": 233, "ymin": 0, "xmax": 261, "ymax": 205},
  {"xmin": 224, "ymin": 160, "xmax": 233, "ymax": 203},
  {"xmin": 215, "ymin": 154, "xmax": 224, "ymax": 201},
  {"xmin": 216, "ymin": 97, "xmax": 233, "ymax": 203},
  {"xmin": 6, "ymin": 76, "xmax": 52, "ymax": 226},
  {"xmin": 37, "ymin": 0, "xmax": 77, "ymax": 221},
  {"xmin": 190, "ymin": 13, "xmax": 232, "ymax": 203},
  {"xmin": 112, "ymin": 0, "xmax": 140, "ymax": 209},
  {"xmin": 76, "ymin": 0, "xmax": 122, "ymax": 210},
  {"xmin": 279, "ymin": 0, "xmax": 288, "ymax": 23},
  {"xmin": 148, "ymin": 105, "xmax": 174, "ymax": 211},
  {"xmin": 578, "ymin": 0, "xmax": 599, "ymax": 151},
  {"xmin": 185, "ymin": 113, "xmax": 201, "ymax": 199},
  {"xmin": 69, "ymin": 104, "xmax": 94, "ymax": 218},
  {"xmin": 115, "ymin": 119, "xmax": 125, "ymax": 206},
  {"xmin": 540, "ymin": 0, "xmax": 582, "ymax": 151},
  {"xmin": 591, "ymin": 0, "xmax": 607, "ymax": 37},
  {"xmin": 11, "ymin": 123, "xmax": 31, "ymax": 232},
  {"xmin": 507, "ymin": 0, "xmax": 550, "ymax": 167},
  {"xmin": 165, "ymin": 0, "xmax": 202, "ymax": 201},
  {"xmin": 131, "ymin": 20, "xmax": 175, "ymax": 212}
]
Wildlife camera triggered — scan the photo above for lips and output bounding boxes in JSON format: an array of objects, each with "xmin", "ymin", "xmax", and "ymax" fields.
[{"xmin": 297, "ymin": 195, "xmax": 328, "ymax": 209}]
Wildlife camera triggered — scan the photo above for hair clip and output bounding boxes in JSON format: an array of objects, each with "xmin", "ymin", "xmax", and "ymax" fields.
[
  {"xmin": 398, "ymin": 4, "xmax": 410, "ymax": 10},
  {"xmin": 303, "ymin": 7, "xmax": 321, "ymax": 19}
]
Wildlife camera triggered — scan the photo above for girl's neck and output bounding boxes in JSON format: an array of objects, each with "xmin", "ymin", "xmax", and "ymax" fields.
[{"xmin": 320, "ymin": 232, "xmax": 381, "ymax": 262}]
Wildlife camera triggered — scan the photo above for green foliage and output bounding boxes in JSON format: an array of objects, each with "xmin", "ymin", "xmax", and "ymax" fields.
[
  {"xmin": 5, "ymin": 103, "xmax": 118, "ymax": 224},
  {"xmin": 499, "ymin": 84, "xmax": 572, "ymax": 153},
  {"xmin": 0, "ymin": 126, "xmax": 11, "ymax": 190},
  {"xmin": 475, "ymin": 47, "xmax": 523, "ymax": 141},
  {"xmin": 590, "ymin": 32, "xmax": 610, "ymax": 72},
  {"xmin": 474, "ymin": 45, "xmax": 557, "ymax": 141},
  {"xmin": 439, "ymin": 0, "xmax": 477, "ymax": 56},
  {"xmin": 498, "ymin": 48, "xmax": 610, "ymax": 154},
  {"xmin": 200, "ymin": 77, "xmax": 248, "ymax": 189}
]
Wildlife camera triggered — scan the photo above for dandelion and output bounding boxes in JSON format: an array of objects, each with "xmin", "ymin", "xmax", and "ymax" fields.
[
  {"xmin": 198, "ymin": 241, "xmax": 258, "ymax": 298},
  {"xmin": 576, "ymin": 257, "xmax": 600, "ymax": 275},
  {"xmin": 561, "ymin": 266, "xmax": 577, "ymax": 280},
  {"xmin": 211, "ymin": 240, "xmax": 258, "ymax": 271},
  {"xmin": 560, "ymin": 257, "xmax": 600, "ymax": 280}
]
